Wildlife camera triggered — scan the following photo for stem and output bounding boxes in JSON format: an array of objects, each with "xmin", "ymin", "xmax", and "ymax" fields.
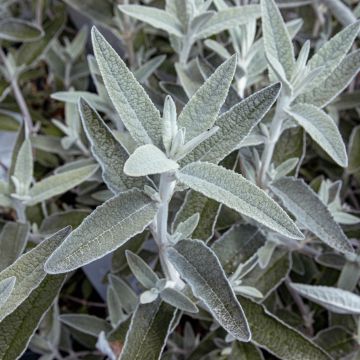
[
  {"xmin": 154, "ymin": 173, "xmax": 182, "ymax": 285},
  {"xmin": 258, "ymin": 94, "xmax": 289, "ymax": 188},
  {"xmin": 0, "ymin": 47, "xmax": 33, "ymax": 132},
  {"xmin": 14, "ymin": 199, "xmax": 26, "ymax": 223}
]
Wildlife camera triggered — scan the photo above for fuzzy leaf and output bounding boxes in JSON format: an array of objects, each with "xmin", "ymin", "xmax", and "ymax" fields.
[
  {"xmin": 167, "ymin": 239, "xmax": 251, "ymax": 341},
  {"xmin": 119, "ymin": 5, "xmax": 183, "ymax": 37},
  {"xmin": 0, "ymin": 277, "xmax": 16, "ymax": 309},
  {"xmin": 126, "ymin": 250, "xmax": 159, "ymax": 289},
  {"xmin": 195, "ymin": 5, "xmax": 261, "ymax": 39},
  {"xmin": 0, "ymin": 19, "xmax": 43, "ymax": 42},
  {"xmin": 172, "ymin": 190, "xmax": 221, "ymax": 242},
  {"xmin": 291, "ymin": 283, "xmax": 360, "ymax": 315},
  {"xmin": 182, "ymin": 83, "xmax": 280, "ymax": 165},
  {"xmin": 92, "ymin": 27, "xmax": 162, "ymax": 147},
  {"xmin": 176, "ymin": 162, "xmax": 303, "ymax": 239},
  {"xmin": 241, "ymin": 297, "xmax": 332, "ymax": 360},
  {"xmin": 174, "ymin": 213, "xmax": 200, "ymax": 240},
  {"xmin": 0, "ymin": 227, "xmax": 70, "ymax": 322},
  {"xmin": 27, "ymin": 164, "xmax": 98, "ymax": 206},
  {"xmin": 298, "ymin": 50, "xmax": 360, "ymax": 108},
  {"xmin": 79, "ymin": 98, "xmax": 145, "ymax": 193},
  {"xmin": 45, "ymin": 189, "xmax": 158, "ymax": 273},
  {"xmin": 177, "ymin": 55, "xmax": 237, "ymax": 142},
  {"xmin": 60, "ymin": 314, "xmax": 112, "ymax": 337},
  {"xmin": 270, "ymin": 177, "xmax": 353, "ymax": 253},
  {"xmin": 306, "ymin": 22, "xmax": 360, "ymax": 74},
  {"xmin": 12, "ymin": 138, "xmax": 33, "ymax": 196},
  {"xmin": 212, "ymin": 224, "xmax": 265, "ymax": 273},
  {"xmin": 134, "ymin": 55, "xmax": 166, "ymax": 83},
  {"xmin": 0, "ymin": 222, "xmax": 30, "ymax": 271},
  {"xmin": 160, "ymin": 287, "xmax": 198, "ymax": 313},
  {"xmin": 348, "ymin": 125, "xmax": 360, "ymax": 174},
  {"xmin": 119, "ymin": 299, "xmax": 176, "ymax": 360},
  {"xmin": 287, "ymin": 104, "xmax": 347, "ymax": 167},
  {"xmin": 0, "ymin": 275, "xmax": 64, "ymax": 360},
  {"xmin": 261, "ymin": 0, "xmax": 295, "ymax": 79},
  {"xmin": 108, "ymin": 275, "xmax": 137, "ymax": 314},
  {"xmin": 124, "ymin": 144, "xmax": 179, "ymax": 176}
]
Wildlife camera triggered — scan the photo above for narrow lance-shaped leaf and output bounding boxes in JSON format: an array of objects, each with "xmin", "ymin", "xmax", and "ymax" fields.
[
  {"xmin": 181, "ymin": 83, "xmax": 281, "ymax": 165},
  {"xmin": 0, "ymin": 274, "xmax": 65, "ymax": 360},
  {"xmin": 167, "ymin": 239, "xmax": 251, "ymax": 341},
  {"xmin": 195, "ymin": 5, "xmax": 261, "ymax": 39},
  {"xmin": 27, "ymin": 164, "xmax": 99, "ymax": 206},
  {"xmin": 297, "ymin": 50, "xmax": 360, "ymax": 108},
  {"xmin": 45, "ymin": 189, "xmax": 158, "ymax": 274},
  {"xmin": 0, "ymin": 221, "xmax": 30, "ymax": 271},
  {"xmin": 306, "ymin": 21, "xmax": 360, "ymax": 78},
  {"xmin": 79, "ymin": 98, "xmax": 145, "ymax": 193},
  {"xmin": 261, "ymin": 0, "xmax": 295, "ymax": 79},
  {"xmin": 134, "ymin": 55, "xmax": 166, "ymax": 83},
  {"xmin": 241, "ymin": 297, "xmax": 332, "ymax": 360},
  {"xmin": 126, "ymin": 250, "xmax": 159, "ymax": 289},
  {"xmin": 287, "ymin": 104, "xmax": 348, "ymax": 167},
  {"xmin": 177, "ymin": 55, "xmax": 237, "ymax": 142},
  {"xmin": 92, "ymin": 27, "xmax": 163, "ymax": 147},
  {"xmin": 160, "ymin": 287, "xmax": 198, "ymax": 313},
  {"xmin": 0, "ymin": 226, "xmax": 71, "ymax": 322},
  {"xmin": 119, "ymin": 5, "xmax": 184, "ymax": 37},
  {"xmin": 0, "ymin": 277, "xmax": 16, "ymax": 309},
  {"xmin": 291, "ymin": 283, "xmax": 360, "ymax": 314},
  {"xmin": 176, "ymin": 162, "xmax": 303, "ymax": 240},
  {"xmin": 270, "ymin": 177, "xmax": 353, "ymax": 253},
  {"xmin": 12, "ymin": 138, "xmax": 33, "ymax": 196},
  {"xmin": 124, "ymin": 144, "xmax": 179, "ymax": 177},
  {"xmin": 0, "ymin": 19, "xmax": 43, "ymax": 42},
  {"xmin": 60, "ymin": 314, "xmax": 112, "ymax": 337},
  {"xmin": 119, "ymin": 299, "xmax": 176, "ymax": 360}
]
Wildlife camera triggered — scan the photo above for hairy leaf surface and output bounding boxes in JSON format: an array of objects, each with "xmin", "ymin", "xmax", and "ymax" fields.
[
  {"xmin": 270, "ymin": 177, "xmax": 353, "ymax": 253},
  {"xmin": 45, "ymin": 189, "xmax": 158, "ymax": 273},
  {"xmin": 177, "ymin": 162, "xmax": 303, "ymax": 239},
  {"xmin": 119, "ymin": 299, "xmax": 176, "ymax": 360},
  {"xmin": 177, "ymin": 55, "xmax": 237, "ymax": 142},
  {"xmin": 287, "ymin": 104, "xmax": 348, "ymax": 167},
  {"xmin": 124, "ymin": 144, "xmax": 179, "ymax": 176},
  {"xmin": 291, "ymin": 283, "xmax": 360, "ymax": 314},
  {"xmin": 0, "ymin": 227, "xmax": 70, "ymax": 321},
  {"xmin": 167, "ymin": 239, "xmax": 251, "ymax": 341},
  {"xmin": 92, "ymin": 27, "xmax": 162, "ymax": 147},
  {"xmin": 0, "ymin": 275, "xmax": 65, "ymax": 360},
  {"xmin": 79, "ymin": 98, "xmax": 145, "ymax": 193}
]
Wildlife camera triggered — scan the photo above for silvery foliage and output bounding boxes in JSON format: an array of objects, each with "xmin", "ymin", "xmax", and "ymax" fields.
[{"xmin": 0, "ymin": 0, "xmax": 359, "ymax": 359}]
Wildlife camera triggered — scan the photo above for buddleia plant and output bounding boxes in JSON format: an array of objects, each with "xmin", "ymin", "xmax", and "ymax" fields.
[{"xmin": 41, "ymin": 25, "xmax": 313, "ymax": 358}]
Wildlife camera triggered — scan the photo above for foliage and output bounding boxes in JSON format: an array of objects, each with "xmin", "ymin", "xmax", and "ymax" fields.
[{"xmin": 0, "ymin": 0, "xmax": 359, "ymax": 359}]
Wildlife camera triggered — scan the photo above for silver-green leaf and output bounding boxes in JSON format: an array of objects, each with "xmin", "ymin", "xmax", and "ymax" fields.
[
  {"xmin": 261, "ymin": 0, "xmax": 295, "ymax": 79},
  {"xmin": 167, "ymin": 239, "xmax": 251, "ymax": 341},
  {"xmin": 270, "ymin": 177, "xmax": 353, "ymax": 253},
  {"xmin": 45, "ymin": 189, "xmax": 158, "ymax": 273},
  {"xmin": 92, "ymin": 27, "xmax": 162, "ymax": 147},
  {"xmin": 182, "ymin": 83, "xmax": 281, "ymax": 165},
  {"xmin": 124, "ymin": 144, "xmax": 179, "ymax": 177},
  {"xmin": 119, "ymin": 5, "xmax": 184, "ymax": 37},
  {"xmin": 287, "ymin": 104, "xmax": 348, "ymax": 167},
  {"xmin": 176, "ymin": 162, "xmax": 303, "ymax": 239},
  {"xmin": 291, "ymin": 283, "xmax": 360, "ymax": 315},
  {"xmin": 0, "ymin": 275, "xmax": 65, "ymax": 360},
  {"xmin": 177, "ymin": 55, "xmax": 237, "ymax": 142},
  {"xmin": 27, "ymin": 164, "xmax": 98, "ymax": 206},
  {"xmin": 0, "ymin": 226, "xmax": 70, "ymax": 322},
  {"xmin": 119, "ymin": 299, "xmax": 176, "ymax": 360},
  {"xmin": 79, "ymin": 98, "xmax": 145, "ymax": 193}
]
